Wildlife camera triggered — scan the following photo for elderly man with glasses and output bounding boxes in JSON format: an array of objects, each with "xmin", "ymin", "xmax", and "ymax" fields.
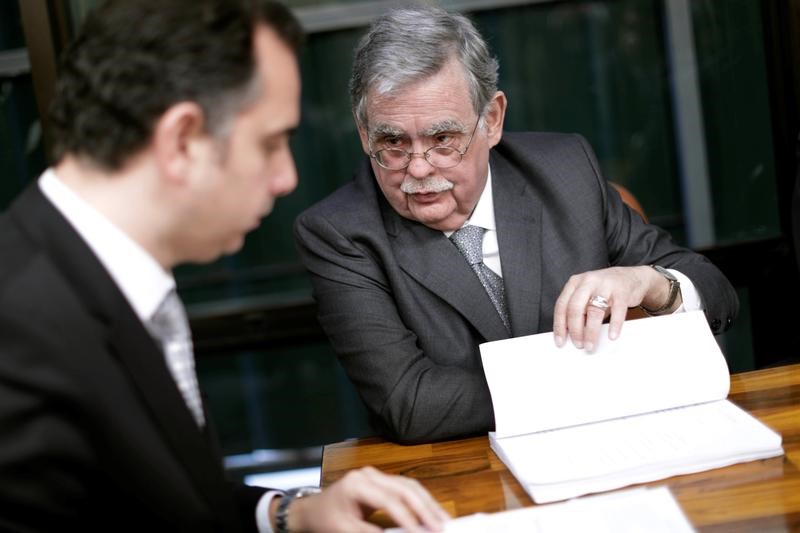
[{"xmin": 294, "ymin": 6, "xmax": 738, "ymax": 444}]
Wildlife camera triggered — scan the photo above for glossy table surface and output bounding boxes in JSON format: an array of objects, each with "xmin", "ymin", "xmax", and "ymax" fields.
[{"xmin": 321, "ymin": 364, "xmax": 800, "ymax": 531}]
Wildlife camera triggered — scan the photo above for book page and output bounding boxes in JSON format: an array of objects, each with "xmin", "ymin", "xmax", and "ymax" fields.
[
  {"xmin": 490, "ymin": 400, "xmax": 783, "ymax": 503},
  {"xmin": 480, "ymin": 311, "xmax": 730, "ymax": 438}
]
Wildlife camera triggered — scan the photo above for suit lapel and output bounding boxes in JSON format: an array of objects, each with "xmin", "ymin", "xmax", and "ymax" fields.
[
  {"xmin": 9, "ymin": 186, "xmax": 240, "ymax": 523},
  {"xmin": 392, "ymin": 218, "xmax": 509, "ymax": 341},
  {"xmin": 367, "ymin": 167, "xmax": 509, "ymax": 342},
  {"xmin": 491, "ymin": 150, "xmax": 543, "ymax": 337}
]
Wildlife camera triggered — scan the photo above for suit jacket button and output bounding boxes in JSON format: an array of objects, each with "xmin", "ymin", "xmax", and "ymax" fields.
[{"xmin": 711, "ymin": 318, "xmax": 721, "ymax": 332}]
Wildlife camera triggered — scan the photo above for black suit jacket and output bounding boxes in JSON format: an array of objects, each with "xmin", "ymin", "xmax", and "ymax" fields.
[
  {"xmin": 295, "ymin": 132, "xmax": 739, "ymax": 444},
  {"xmin": 0, "ymin": 186, "xmax": 265, "ymax": 531}
]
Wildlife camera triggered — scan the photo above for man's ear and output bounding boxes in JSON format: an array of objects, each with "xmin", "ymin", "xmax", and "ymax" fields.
[
  {"xmin": 483, "ymin": 91, "xmax": 507, "ymax": 148},
  {"xmin": 152, "ymin": 102, "xmax": 207, "ymax": 183}
]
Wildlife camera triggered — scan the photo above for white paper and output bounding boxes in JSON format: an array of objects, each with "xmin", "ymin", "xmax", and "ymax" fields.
[
  {"xmin": 480, "ymin": 311, "xmax": 731, "ymax": 438},
  {"xmin": 479, "ymin": 311, "xmax": 783, "ymax": 504},
  {"xmin": 490, "ymin": 399, "xmax": 783, "ymax": 503},
  {"xmin": 387, "ymin": 487, "xmax": 696, "ymax": 533}
]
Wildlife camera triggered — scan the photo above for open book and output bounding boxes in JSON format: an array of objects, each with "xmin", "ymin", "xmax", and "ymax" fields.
[{"xmin": 479, "ymin": 311, "xmax": 783, "ymax": 504}]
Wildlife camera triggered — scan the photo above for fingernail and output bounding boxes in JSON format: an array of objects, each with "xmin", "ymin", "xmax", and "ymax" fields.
[
  {"xmin": 585, "ymin": 342, "xmax": 594, "ymax": 352},
  {"xmin": 609, "ymin": 330, "xmax": 618, "ymax": 340},
  {"xmin": 554, "ymin": 335, "xmax": 563, "ymax": 346},
  {"xmin": 574, "ymin": 340, "xmax": 583, "ymax": 349}
]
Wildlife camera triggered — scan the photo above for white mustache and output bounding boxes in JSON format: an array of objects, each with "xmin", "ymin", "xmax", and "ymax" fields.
[{"xmin": 400, "ymin": 177, "xmax": 454, "ymax": 194}]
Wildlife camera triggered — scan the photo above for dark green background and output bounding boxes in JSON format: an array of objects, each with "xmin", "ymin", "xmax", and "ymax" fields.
[{"xmin": 0, "ymin": 0, "xmax": 779, "ymax": 456}]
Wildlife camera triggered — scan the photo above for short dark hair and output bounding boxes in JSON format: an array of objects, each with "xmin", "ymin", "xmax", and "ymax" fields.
[{"xmin": 48, "ymin": 0, "xmax": 303, "ymax": 170}]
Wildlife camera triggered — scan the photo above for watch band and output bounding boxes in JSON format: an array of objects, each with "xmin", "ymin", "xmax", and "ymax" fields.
[
  {"xmin": 275, "ymin": 486, "xmax": 321, "ymax": 533},
  {"xmin": 640, "ymin": 265, "xmax": 681, "ymax": 316}
]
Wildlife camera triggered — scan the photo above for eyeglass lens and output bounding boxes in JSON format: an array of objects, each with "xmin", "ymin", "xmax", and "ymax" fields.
[{"xmin": 376, "ymin": 146, "xmax": 461, "ymax": 170}]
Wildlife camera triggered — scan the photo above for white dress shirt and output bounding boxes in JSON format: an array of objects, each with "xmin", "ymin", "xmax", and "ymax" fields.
[
  {"xmin": 444, "ymin": 165, "xmax": 702, "ymax": 312},
  {"xmin": 38, "ymin": 169, "xmax": 281, "ymax": 533},
  {"xmin": 39, "ymin": 169, "xmax": 174, "ymax": 321}
]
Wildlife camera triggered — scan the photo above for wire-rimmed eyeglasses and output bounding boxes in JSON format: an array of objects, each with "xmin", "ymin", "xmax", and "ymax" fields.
[{"xmin": 369, "ymin": 119, "xmax": 480, "ymax": 171}]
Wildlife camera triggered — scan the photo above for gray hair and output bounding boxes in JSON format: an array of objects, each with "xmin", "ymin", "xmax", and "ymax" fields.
[{"xmin": 349, "ymin": 6, "xmax": 499, "ymax": 129}]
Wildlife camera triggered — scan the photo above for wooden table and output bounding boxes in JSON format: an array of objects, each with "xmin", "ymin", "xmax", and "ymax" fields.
[{"xmin": 321, "ymin": 364, "xmax": 800, "ymax": 531}]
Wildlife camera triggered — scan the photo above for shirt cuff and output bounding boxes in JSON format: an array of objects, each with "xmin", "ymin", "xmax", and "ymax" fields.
[
  {"xmin": 667, "ymin": 269, "xmax": 703, "ymax": 312},
  {"xmin": 256, "ymin": 490, "xmax": 285, "ymax": 533}
]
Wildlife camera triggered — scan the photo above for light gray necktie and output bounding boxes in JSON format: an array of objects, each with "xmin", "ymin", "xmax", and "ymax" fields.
[
  {"xmin": 146, "ymin": 290, "xmax": 205, "ymax": 427},
  {"xmin": 450, "ymin": 224, "xmax": 511, "ymax": 332}
]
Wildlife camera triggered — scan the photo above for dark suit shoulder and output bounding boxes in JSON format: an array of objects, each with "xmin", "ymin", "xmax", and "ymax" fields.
[
  {"xmin": 495, "ymin": 131, "xmax": 597, "ymax": 171},
  {"xmin": 499, "ymin": 130, "xmax": 589, "ymax": 150},
  {"xmin": 0, "ymin": 235, "xmax": 102, "ymax": 362},
  {"xmin": 500, "ymin": 130, "xmax": 582, "ymax": 146},
  {"xmin": 489, "ymin": 131, "xmax": 607, "ymax": 206},
  {"xmin": 295, "ymin": 158, "xmax": 385, "ymax": 234},
  {"xmin": 298, "ymin": 180, "xmax": 365, "ymax": 221},
  {"xmin": 0, "ymin": 213, "xmax": 49, "ymax": 300}
]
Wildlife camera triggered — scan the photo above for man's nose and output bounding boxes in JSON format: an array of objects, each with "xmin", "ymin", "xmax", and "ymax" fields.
[
  {"xmin": 406, "ymin": 152, "xmax": 435, "ymax": 178},
  {"xmin": 273, "ymin": 150, "xmax": 298, "ymax": 197}
]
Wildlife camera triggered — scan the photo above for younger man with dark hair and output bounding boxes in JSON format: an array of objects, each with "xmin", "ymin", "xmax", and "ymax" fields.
[{"xmin": 0, "ymin": 1, "xmax": 447, "ymax": 531}]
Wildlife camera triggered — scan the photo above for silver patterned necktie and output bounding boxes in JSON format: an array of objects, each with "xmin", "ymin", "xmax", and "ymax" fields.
[
  {"xmin": 146, "ymin": 289, "xmax": 205, "ymax": 427},
  {"xmin": 450, "ymin": 224, "xmax": 511, "ymax": 332}
]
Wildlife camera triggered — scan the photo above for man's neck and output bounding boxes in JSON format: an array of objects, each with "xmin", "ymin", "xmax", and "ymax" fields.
[{"xmin": 53, "ymin": 155, "xmax": 176, "ymax": 270}]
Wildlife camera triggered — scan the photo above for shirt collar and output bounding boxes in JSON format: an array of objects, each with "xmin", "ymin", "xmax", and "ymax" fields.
[
  {"xmin": 443, "ymin": 164, "xmax": 496, "ymax": 237},
  {"xmin": 468, "ymin": 164, "xmax": 496, "ymax": 231},
  {"xmin": 38, "ymin": 168, "xmax": 174, "ymax": 322}
]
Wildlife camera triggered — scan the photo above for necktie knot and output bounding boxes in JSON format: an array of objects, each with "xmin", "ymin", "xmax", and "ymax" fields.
[
  {"xmin": 450, "ymin": 224, "xmax": 486, "ymax": 266},
  {"xmin": 149, "ymin": 290, "xmax": 190, "ymax": 342}
]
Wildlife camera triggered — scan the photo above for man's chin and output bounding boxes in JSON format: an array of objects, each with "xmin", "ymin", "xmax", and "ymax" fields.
[
  {"xmin": 407, "ymin": 204, "xmax": 462, "ymax": 231},
  {"xmin": 223, "ymin": 236, "xmax": 247, "ymax": 256},
  {"xmin": 187, "ymin": 237, "xmax": 246, "ymax": 265}
]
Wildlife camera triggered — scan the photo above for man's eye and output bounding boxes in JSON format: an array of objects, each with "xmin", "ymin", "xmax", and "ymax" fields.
[
  {"xmin": 435, "ymin": 133, "xmax": 455, "ymax": 145},
  {"xmin": 384, "ymin": 137, "xmax": 402, "ymax": 146},
  {"xmin": 262, "ymin": 139, "xmax": 283, "ymax": 155}
]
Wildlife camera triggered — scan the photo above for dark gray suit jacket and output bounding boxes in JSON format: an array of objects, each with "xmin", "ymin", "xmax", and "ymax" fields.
[
  {"xmin": 0, "ymin": 186, "xmax": 265, "ymax": 531},
  {"xmin": 295, "ymin": 132, "xmax": 738, "ymax": 444}
]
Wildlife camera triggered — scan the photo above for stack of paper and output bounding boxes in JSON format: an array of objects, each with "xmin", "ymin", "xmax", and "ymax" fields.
[{"xmin": 479, "ymin": 311, "xmax": 783, "ymax": 504}]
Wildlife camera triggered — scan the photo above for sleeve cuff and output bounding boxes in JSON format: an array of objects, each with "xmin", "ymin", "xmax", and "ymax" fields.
[
  {"xmin": 256, "ymin": 490, "xmax": 285, "ymax": 533},
  {"xmin": 667, "ymin": 269, "xmax": 703, "ymax": 312}
]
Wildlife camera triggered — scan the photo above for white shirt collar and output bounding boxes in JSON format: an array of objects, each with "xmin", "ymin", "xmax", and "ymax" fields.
[
  {"xmin": 38, "ymin": 168, "xmax": 174, "ymax": 322},
  {"xmin": 468, "ymin": 164, "xmax": 496, "ymax": 231},
  {"xmin": 443, "ymin": 164, "xmax": 496, "ymax": 236}
]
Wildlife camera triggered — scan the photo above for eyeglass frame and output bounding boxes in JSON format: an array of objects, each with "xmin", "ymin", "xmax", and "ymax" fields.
[{"xmin": 367, "ymin": 118, "xmax": 481, "ymax": 171}]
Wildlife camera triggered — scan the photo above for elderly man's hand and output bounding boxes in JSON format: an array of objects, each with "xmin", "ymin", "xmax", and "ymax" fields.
[
  {"xmin": 279, "ymin": 466, "xmax": 449, "ymax": 533},
  {"xmin": 552, "ymin": 266, "xmax": 680, "ymax": 352}
]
